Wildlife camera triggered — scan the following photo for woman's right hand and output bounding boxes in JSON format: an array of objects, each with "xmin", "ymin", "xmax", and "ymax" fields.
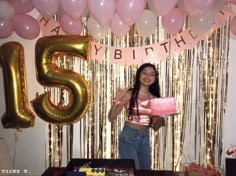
[
  {"xmin": 114, "ymin": 87, "xmax": 129, "ymax": 102},
  {"xmin": 109, "ymin": 88, "xmax": 130, "ymax": 122}
]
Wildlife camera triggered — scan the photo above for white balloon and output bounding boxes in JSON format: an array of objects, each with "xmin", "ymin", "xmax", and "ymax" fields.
[
  {"xmin": 0, "ymin": 1, "xmax": 15, "ymax": 20},
  {"xmin": 135, "ymin": 10, "xmax": 157, "ymax": 37},
  {"xmin": 189, "ymin": 11, "xmax": 215, "ymax": 35},
  {"xmin": 87, "ymin": 16, "xmax": 108, "ymax": 40}
]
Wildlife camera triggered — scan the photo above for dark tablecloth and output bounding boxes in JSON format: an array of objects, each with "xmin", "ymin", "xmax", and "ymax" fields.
[{"xmin": 41, "ymin": 167, "xmax": 186, "ymax": 176}]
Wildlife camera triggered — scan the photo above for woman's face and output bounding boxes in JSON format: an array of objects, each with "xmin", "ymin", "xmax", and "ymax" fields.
[{"xmin": 139, "ymin": 66, "xmax": 156, "ymax": 87}]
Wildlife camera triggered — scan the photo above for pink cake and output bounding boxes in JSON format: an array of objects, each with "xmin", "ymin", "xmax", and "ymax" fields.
[{"xmin": 151, "ymin": 97, "xmax": 177, "ymax": 116}]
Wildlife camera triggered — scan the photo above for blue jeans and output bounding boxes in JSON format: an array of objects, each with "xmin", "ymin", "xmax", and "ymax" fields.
[{"xmin": 119, "ymin": 123, "xmax": 151, "ymax": 170}]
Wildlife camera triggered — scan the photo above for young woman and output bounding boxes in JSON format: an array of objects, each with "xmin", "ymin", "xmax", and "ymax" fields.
[{"xmin": 108, "ymin": 63, "xmax": 165, "ymax": 170}]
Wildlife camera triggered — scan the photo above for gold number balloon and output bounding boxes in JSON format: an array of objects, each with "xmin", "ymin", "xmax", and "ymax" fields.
[
  {"xmin": 0, "ymin": 42, "xmax": 35, "ymax": 129},
  {"xmin": 31, "ymin": 36, "xmax": 91, "ymax": 124}
]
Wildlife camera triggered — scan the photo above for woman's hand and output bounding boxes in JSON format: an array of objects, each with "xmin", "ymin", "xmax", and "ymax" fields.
[
  {"xmin": 114, "ymin": 88, "xmax": 129, "ymax": 102},
  {"xmin": 108, "ymin": 88, "xmax": 130, "ymax": 122},
  {"xmin": 151, "ymin": 116, "xmax": 165, "ymax": 131}
]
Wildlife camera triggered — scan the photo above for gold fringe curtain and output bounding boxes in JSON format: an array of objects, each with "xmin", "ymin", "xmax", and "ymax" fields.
[{"xmin": 45, "ymin": 14, "xmax": 230, "ymax": 171}]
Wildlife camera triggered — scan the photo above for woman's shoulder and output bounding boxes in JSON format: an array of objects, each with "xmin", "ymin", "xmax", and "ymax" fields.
[{"xmin": 120, "ymin": 88, "xmax": 132, "ymax": 102}]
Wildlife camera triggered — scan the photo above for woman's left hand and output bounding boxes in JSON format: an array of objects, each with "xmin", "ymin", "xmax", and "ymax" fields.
[{"xmin": 151, "ymin": 116, "xmax": 165, "ymax": 131}]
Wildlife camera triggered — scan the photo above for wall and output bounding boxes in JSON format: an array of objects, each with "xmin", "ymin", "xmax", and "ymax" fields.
[
  {"xmin": 224, "ymin": 38, "xmax": 236, "ymax": 159},
  {"xmin": 1, "ymin": 21, "xmax": 236, "ymax": 176}
]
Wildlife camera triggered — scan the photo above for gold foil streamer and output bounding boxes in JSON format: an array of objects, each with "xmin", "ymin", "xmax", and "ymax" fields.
[{"xmin": 45, "ymin": 13, "xmax": 230, "ymax": 172}]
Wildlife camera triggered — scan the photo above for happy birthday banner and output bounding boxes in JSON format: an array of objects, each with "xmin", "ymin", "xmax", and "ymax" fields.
[{"xmin": 37, "ymin": 6, "xmax": 235, "ymax": 65}]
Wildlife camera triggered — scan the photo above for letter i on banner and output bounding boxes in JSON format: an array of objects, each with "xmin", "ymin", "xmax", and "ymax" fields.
[{"xmin": 0, "ymin": 42, "xmax": 35, "ymax": 129}]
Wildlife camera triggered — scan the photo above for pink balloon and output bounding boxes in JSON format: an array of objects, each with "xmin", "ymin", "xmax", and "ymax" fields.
[
  {"xmin": 183, "ymin": 0, "xmax": 216, "ymax": 17},
  {"xmin": 0, "ymin": 1, "xmax": 15, "ymax": 20},
  {"xmin": 0, "ymin": 19, "xmax": 14, "ymax": 38},
  {"xmin": 162, "ymin": 8, "xmax": 184, "ymax": 34},
  {"xmin": 59, "ymin": 13, "xmax": 83, "ymax": 35},
  {"xmin": 12, "ymin": 14, "xmax": 40, "ymax": 39},
  {"xmin": 151, "ymin": 0, "xmax": 178, "ymax": 16},
  {"xmin": 117, "ymin": 0, "xmax": 145, "ymax": 26},
  {"xmin": 32, "ymin": 0, "xmax": 59, "ymax": 19},
  {"xmin": 10, "ymin": 0, "xmax": 34, "ymax": 14},
  {"xmin": 230, "ymin": 16, "xmax": 236, "ymax": 36},
  {"xmin": 60, "ymin": 0, "xmax": 87, "ymax": 20},
  {"xmin": 111, "ymin": 13, "xmax": 130, "ymax": 37},
  {"xmin": 88, "ymin": 0, "xmax": 116, "ymax": 27}
]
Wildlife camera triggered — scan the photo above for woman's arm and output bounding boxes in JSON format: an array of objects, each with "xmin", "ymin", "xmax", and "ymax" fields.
[
  {"xmin": 108, "ymin": 103, "xmax": 125, "ymax": 122},
  {"xmin": 108, "ymin": 88, "xmax": 131, "ymax": 122}
]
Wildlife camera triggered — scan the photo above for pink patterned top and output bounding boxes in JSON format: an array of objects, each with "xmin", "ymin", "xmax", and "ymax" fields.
[{"xmin": 125, "ymin": 98, "xmax": 152, "ymax": 126}]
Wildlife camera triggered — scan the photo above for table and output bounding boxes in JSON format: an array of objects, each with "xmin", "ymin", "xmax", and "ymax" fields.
[
  {"xmin": 41, "ymin": 167, "xmax": 186, "ymax": 176},
  {"xmin": 226, "ymin": 158, "xmax": 236, "ymax": 176}
]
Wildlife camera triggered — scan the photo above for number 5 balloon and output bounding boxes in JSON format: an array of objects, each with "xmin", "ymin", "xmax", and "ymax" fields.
[
  {"xmin": 0, "ymin": 42, "xmax": 35, "ymax": 129},
  {"xmin": 31, "ymin": 36, "xmax": 91, "ymax": 124}
]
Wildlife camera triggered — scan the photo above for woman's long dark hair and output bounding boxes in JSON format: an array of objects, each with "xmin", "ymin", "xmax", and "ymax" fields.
[{"xmin": 128, "ymin": 63, "xmax": 160, "ymax": 119}]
